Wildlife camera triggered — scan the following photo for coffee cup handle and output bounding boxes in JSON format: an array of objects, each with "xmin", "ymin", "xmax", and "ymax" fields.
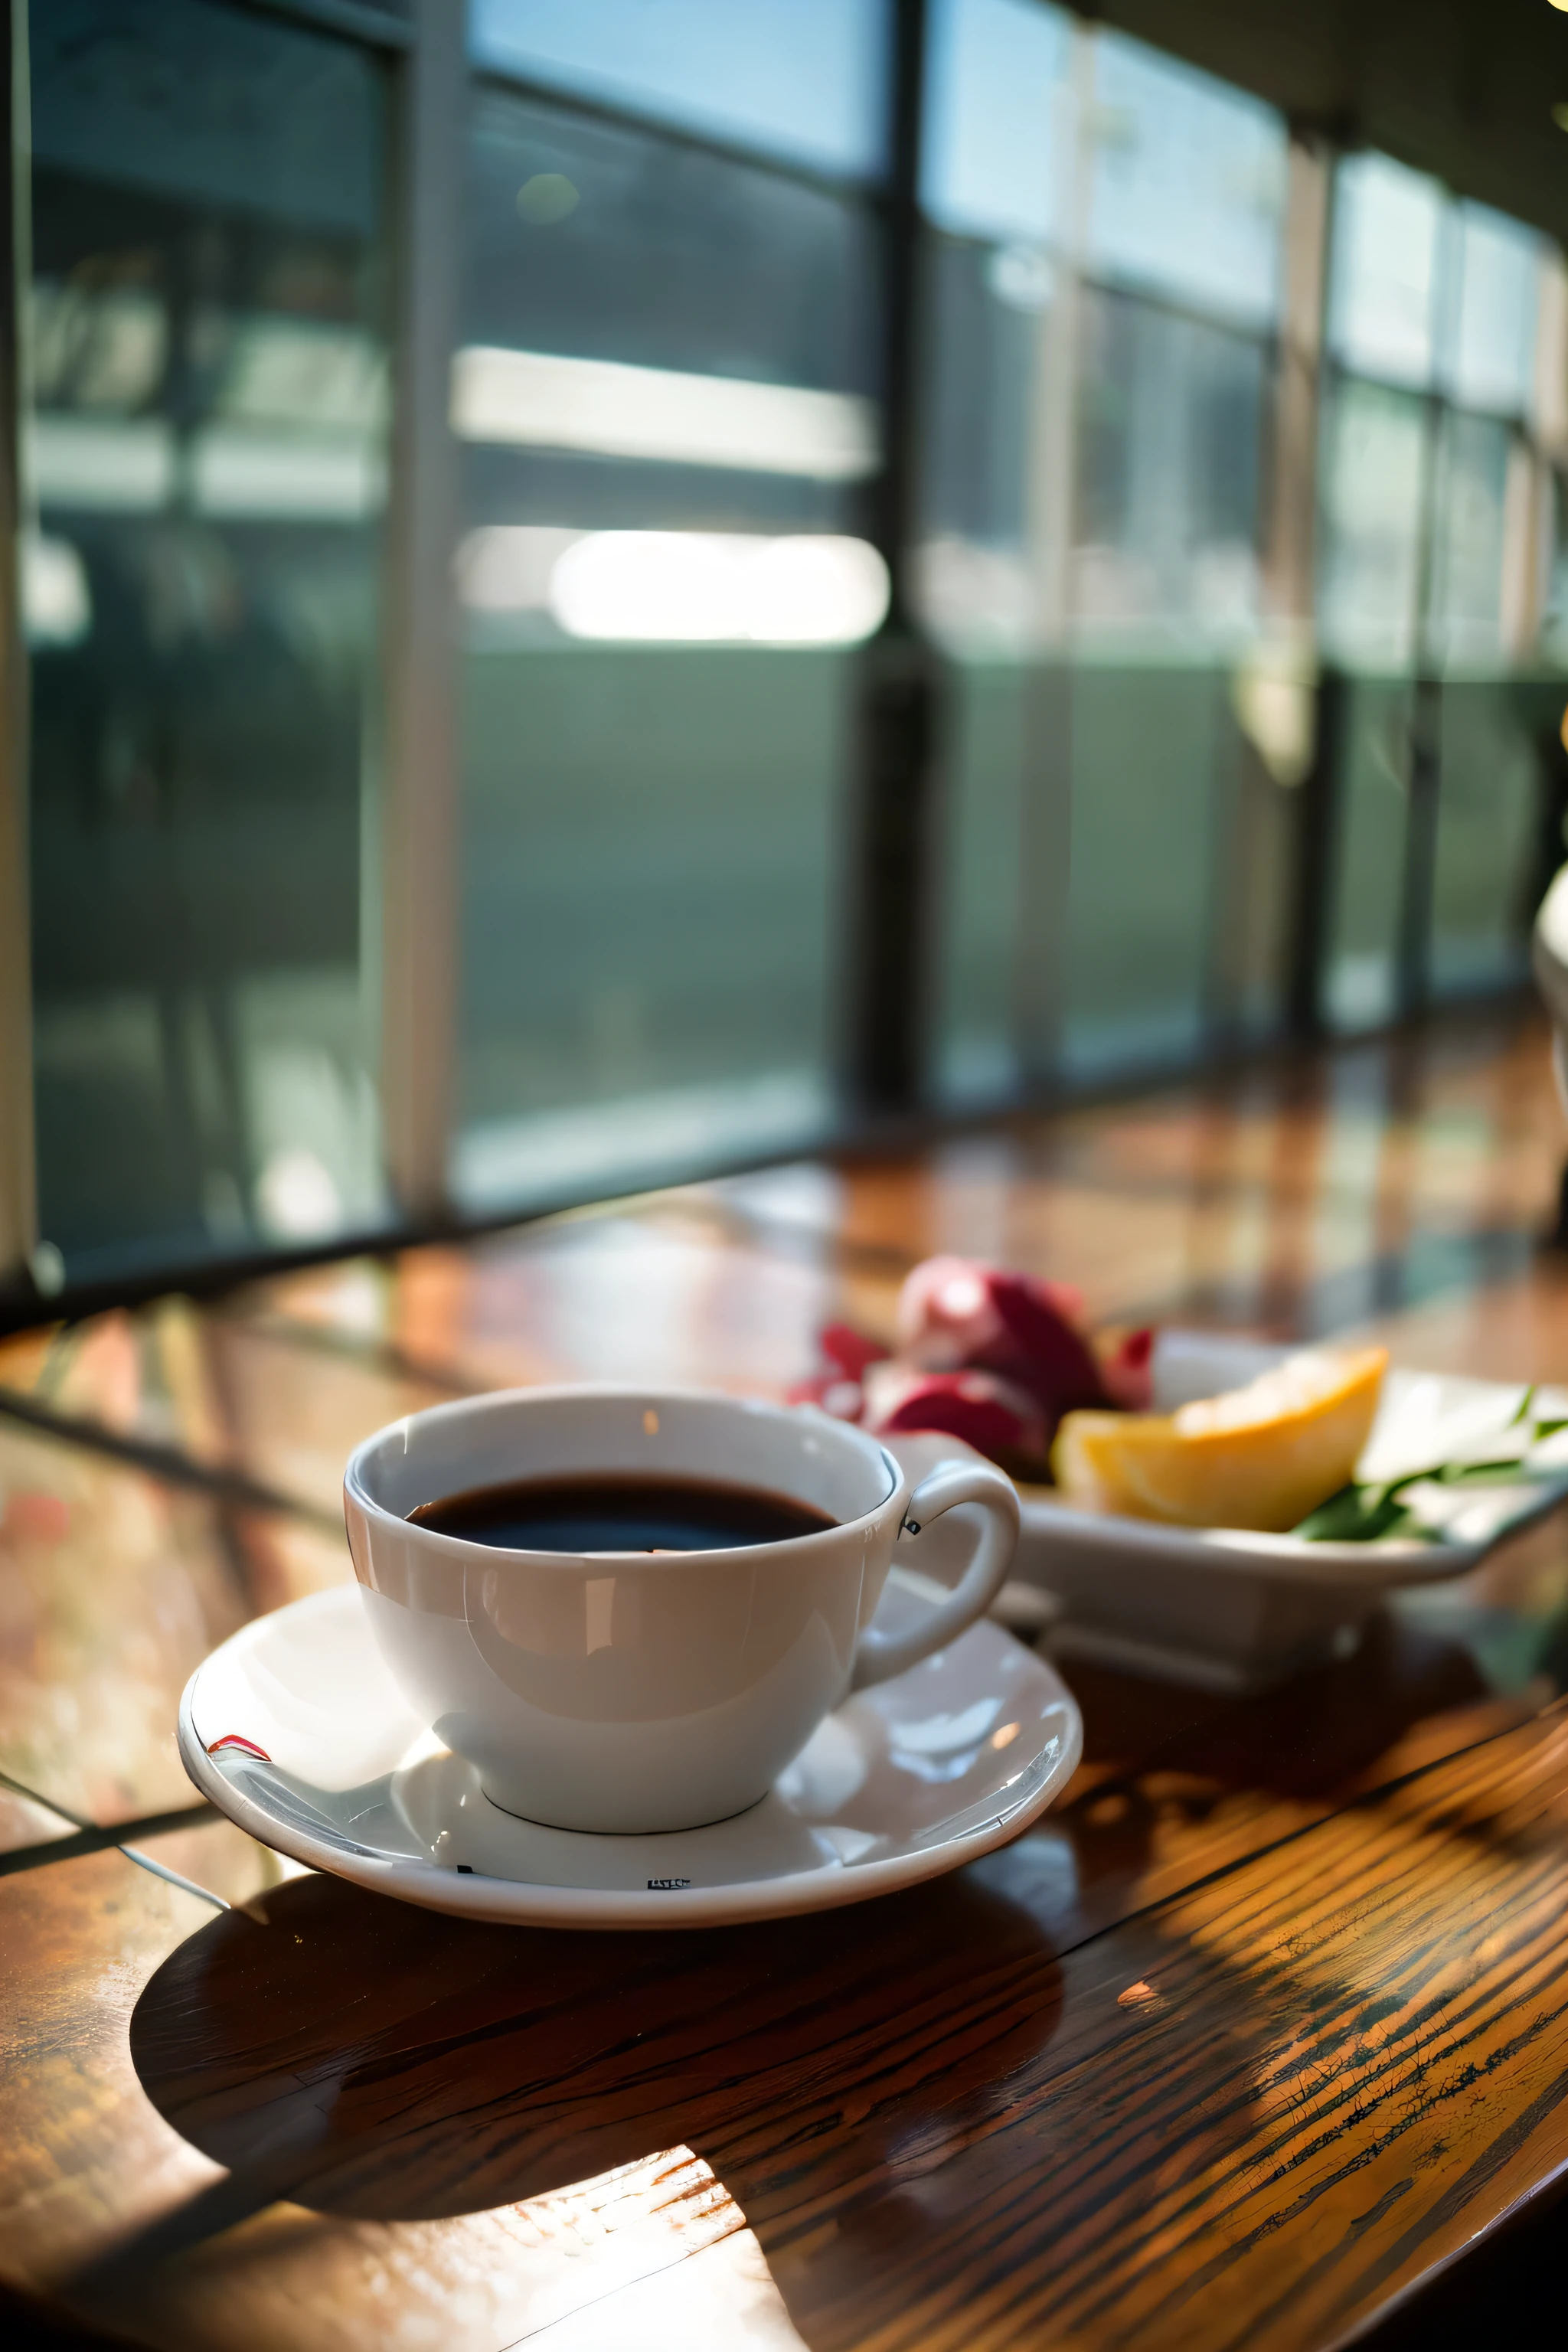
[{"xmin": 851, "ymin": 1461, "xmax": 1021, "ymax": 1690}]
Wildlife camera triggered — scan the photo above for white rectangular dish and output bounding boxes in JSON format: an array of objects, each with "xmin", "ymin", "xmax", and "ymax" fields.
[{"xmin": 1004, "ymin": 1333, "xmax": 1568, "ymax": 1693}]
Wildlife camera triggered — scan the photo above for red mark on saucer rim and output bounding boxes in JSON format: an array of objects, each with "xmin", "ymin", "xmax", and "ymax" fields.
[{"xmin": 206, "ymin": 1733, "xmax": 272, "ymax": 1762}]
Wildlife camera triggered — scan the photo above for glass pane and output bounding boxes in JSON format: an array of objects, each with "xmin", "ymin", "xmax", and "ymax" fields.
[
  {"xmin": 917, "ymin": 232, "xmax": 1044, "ymax": 650},
  {"xmin": 923, "ymin": 57, "xmax": 1279, "ymax": 1098},
  {"xmin": 1086, "ymin": 32, "xmax": 1285, "ymax": 329},
  {"xmin": 26, "ymin": 0, "xmax": 390, "ymax": 1281},
  {"xmin": 923, "ymin": 285, "xmax": 1274, "ymax": 1089},
  {"xmin": 1428, "ymin": 410, "xmax": 1513, "ymax": 668},
  {"xmin": 1444, "ymin": 204, "xmax": 1540, "ymax": 418},
  {"xmin": 1541, "ymin": 469, "xmax": 1568, "ymax": 669},
  {"xmin": 1074, "ymin": 292, "xmax": 1266, "ymax": 643},
  {"xmin": 1429, "ymin": 681, "xmax": 1540, "ymax": 995},
  {"xmin": 920, "ymin": 273, "xmax": 1270, "ymax": 653},
  {"xmin": 460, "ymin": 91, "xmax": 878, "ymax": 521},
  {"xmin": 469, "ymin": 0, "xmax": 890, "ymax": 181},
  {"xmin": 1318, "ymin": 378, "xmax": 1429, "ymax": 669},
  {"xmin": 1324, "ymin": 678, "xmax": 1413, "ymax": 1031},
  {"xmin": 1064, "ymin": 286, "xmax": 1272, "ymax": 1069},
  {"xmin": 1328, "ymin": 152, "xmax": 1443, "ymax": 390},
  {"xmin": 454, "ymin": 93, "xmax": 880, "ymax": 1210},
  {"xmin": 935, "ymin": 661, "xmax": 1030, "ymax": 1102},
  {"xmin": 922, "ymin": 0, "xmax": 1070, "ymax": 246},
  {"xmin": 1061, "ymin": 664, "xmax": 1233, "ymax": 1073}
]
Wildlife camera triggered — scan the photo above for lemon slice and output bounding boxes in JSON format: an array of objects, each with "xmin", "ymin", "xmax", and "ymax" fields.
[{"xmin": 1051, "ymin": 1346, "xmax": 1388, "ymax": 1532}]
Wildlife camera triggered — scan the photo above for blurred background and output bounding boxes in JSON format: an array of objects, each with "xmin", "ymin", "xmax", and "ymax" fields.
[{"xmin": 5, "ymin": 0, "xmax": 1568, "ymax": 1305}]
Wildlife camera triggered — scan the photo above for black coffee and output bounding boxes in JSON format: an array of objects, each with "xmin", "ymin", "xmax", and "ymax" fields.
[{"xmin": 408, "ymin": 1472, "xmax": 836, "ymax": 1553}]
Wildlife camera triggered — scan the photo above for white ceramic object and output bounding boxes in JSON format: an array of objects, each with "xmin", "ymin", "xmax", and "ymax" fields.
[
  {"xmin": 177, "ymin": 1579, "xmax": 1080, "ymax": 1929},
  {"xmin": 1011, "ymin": 1332, "xmax": 1568, "ymax": 1692},
  {"xmin": 342, "ymin": 1386, "xmax": 1019, "ymax": 1833}
]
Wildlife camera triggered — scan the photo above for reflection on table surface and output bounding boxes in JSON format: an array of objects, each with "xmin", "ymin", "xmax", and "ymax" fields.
[{"xmin": 5, "ymin": 1001, "xmax": 1568, "ymax": 2350}]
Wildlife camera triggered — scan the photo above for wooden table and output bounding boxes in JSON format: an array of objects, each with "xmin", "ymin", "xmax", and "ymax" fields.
[{"xmin": 5, "ymin": 1002, "xmax": 1568, "ymax": 2350}]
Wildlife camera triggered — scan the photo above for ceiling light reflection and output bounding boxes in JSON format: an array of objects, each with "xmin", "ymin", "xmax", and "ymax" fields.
[
  {"xmin": 451, "ymin": 346, "xmax": 879, "ymax": 481},
  {"xmin": 546, "ymin": 531, "xmax": 890, "ymax": 645},
  {"xmin": 21, "ymin": 531, "xmax": 92, "ymax": 647}
]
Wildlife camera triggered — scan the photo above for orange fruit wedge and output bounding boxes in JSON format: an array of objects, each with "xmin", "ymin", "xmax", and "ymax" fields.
[{"xmin": 1051, "ymin": 1345, "xmax": 1388, "ymax": 1532}]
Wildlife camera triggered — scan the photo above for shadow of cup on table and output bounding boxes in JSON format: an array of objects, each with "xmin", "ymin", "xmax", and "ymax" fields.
[
  {"xmin": 111, "ymin": 1614, "xmax": 1488, "ymax": 2230},
  {"xmin": 122, "ymin": 1864, "xmax": 1063, "ymax": 2236},
  {"xmin": 94, "ymin": 1610, "xmax": 1518, "ymax": 2351},
  {"xmin": 96, "ymin": 1617, "xmax": 1500, "ymax": 2337}
]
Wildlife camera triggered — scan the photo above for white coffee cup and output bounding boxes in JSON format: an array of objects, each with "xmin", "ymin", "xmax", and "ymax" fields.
[{"xmin": 343, "ymin": 1384, "xmax": 1019, "ymax": 1834}]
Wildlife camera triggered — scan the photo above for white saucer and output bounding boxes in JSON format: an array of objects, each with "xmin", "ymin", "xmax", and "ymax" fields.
[{"xmin": 178, "ymin": 1577, "xmax": 1081, "ymax": 1929}]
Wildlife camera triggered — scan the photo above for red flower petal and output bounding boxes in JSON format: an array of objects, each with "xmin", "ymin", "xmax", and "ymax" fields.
[
  {"xmin": 867, "ymin": 1367, "xmax": 1047, "ymax": 1462},
  {"xmin": 818, "ymin": 1321, "xmax": 889, "ymax": 1380},
  {"xmin": 986, "ymin": 1272, "xmax": 1109, "ymax": 1413}
]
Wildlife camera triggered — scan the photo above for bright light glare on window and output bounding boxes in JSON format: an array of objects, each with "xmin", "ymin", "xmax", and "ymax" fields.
[
  {"xmin": 28, "ymin": 416, "xmax": 384, "ymax": 518},
  {"xmin": 458, "ymin": 524, "xmax": 893, "ymax": 644},
  {"xmin": 451, "ymin": 346, "xmax": 879, "ymax": 482},
  {"xmin": 457, "ymin": 524, "xmax": 583, "ymax": 612},
  {"xmin": 21, "ymin": 531, "xmax": 92, "ymax": 646},
  {"xmin": 741, "ymin": 536, "xmax": 890, "ymax": 642},
  {"xmin": 255, "ymin": 1146, "xmax": 343, "ymax": 1240},
  {"xmin": 456, "ymin": 525, "xmax": 890, "ymax": 644}
]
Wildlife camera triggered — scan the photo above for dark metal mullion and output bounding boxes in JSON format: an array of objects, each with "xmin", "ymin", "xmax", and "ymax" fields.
[
  {"xmin": 1276, "ymin": 139, "xmax": 1338, "ymax": 1044},
  {"xmin": 867, "ymin": 0, "xmax": 926, "ymax": 630},
  {"xmin": 1285, "ymin": 664, "xmax": 1348, "ymax": 1039},
  {"xmin": 845, "ymin": 0, "xmax": 939, "ymax": 1117}
]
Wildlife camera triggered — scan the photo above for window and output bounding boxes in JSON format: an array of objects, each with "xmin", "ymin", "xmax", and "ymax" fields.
[
  {"xmin": 9, "ymin": 5, "xmax": 1568, "ymax": 1301},
  {"xmin": 1328, "ymin": 153, "xmax": 1444, "ymax": 390},
  {"xmin": 452, "ymin": 16, "xmax": 887, "ymax": 1210},
  {"xmin": 1073, "ymin": 294, "xmax": 1268, "ymax": 641},
  {"xmin": 470, "ymin": 0, "xmax": 890, "ymax": 181},
  {"xmin": 923, "ymin": 0, "xmax": 1070, "ymax": 248},
  {"xmin": 1084, "ymin": 33, "xmax": 1284, "ymax": 329},
  {"xmin": 1446, "ymin": 204, "xmax": 1541, "ymax": 418},
  {"xmin": 1318, "ymin": 151, "xmax": 1560, "ymax": 1030},
  {"xmin": 24, "ymin": 0, "xmax": 390, "ymax": 1280},
  {"xmin": 921, "ymin": 11, "xmax": 1288, "ymax": 1096},
  {"xmin": 1318, "ymin": 379, "xmax": 1429, "ymax": 671}
]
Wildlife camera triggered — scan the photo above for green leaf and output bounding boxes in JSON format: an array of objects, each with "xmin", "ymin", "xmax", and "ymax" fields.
[
  {"xmin": 1292, "ymin": 1397, "xmax": 1568, "ymax": 1542},
  {"xmin": 1293, "ymin": 1483, "xmax": 1426, "ymax": 1543}
]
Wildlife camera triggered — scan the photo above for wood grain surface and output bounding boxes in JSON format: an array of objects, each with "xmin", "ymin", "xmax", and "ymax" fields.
[
  {"xmin": 83, "ymin": 1704, "xmax": 1568, "ymax": 2352},
  {"xmin": 3, "ymin": 1003, "xmax": 1568, "ymax": 2347}
]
